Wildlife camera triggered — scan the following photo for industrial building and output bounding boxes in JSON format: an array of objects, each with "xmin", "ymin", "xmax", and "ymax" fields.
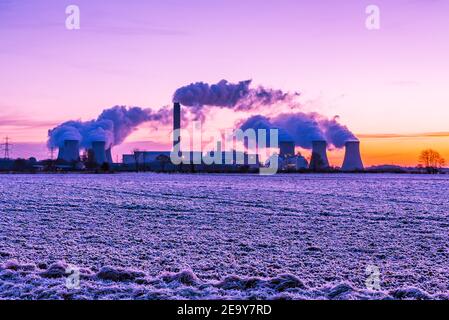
[
  {"xmin": 88, "ymin": 141, "xmax": 112, "ymax": 165},
  {"xmin": 122, "ymin": 149, "xmax": 260, "ymax": 172},
  {"xmin": 203, "ymin": 151, "xmax": 260, "ymax": 171},
  {"xmin": 279, "ymin": 140, "xmax": 296, "ymax": 158},
  {"xmin": 309, "ymin": 140, "xmax": 330, "ymax": 171},
  {"xmin": 342, "ymin": 140, "xmax": 364, "ymax": 171},
  {"xmin": 0, "ymin": 159, "xmax": 14, "ymax": 171},
  {"xmin": 267, "ymin": 146, "xmax": 309, "ymax": 172},
  {"xmin": 56, "ymin": 138, "xmax": 113, "ymax": 167},
  {"xmin": 278, "ymin": 154, "xmax": 309, "ymax": 171},
  {"xmin": 275, "ymin": 138, "xmax": 309, "ymax": 171},
  {"xmin": 57, "ymin": 140, "xmax": 80, "ymax": 162},
  {"xmin": 123, "ymin": 151, "xmax": 172, "ymax": 171}
]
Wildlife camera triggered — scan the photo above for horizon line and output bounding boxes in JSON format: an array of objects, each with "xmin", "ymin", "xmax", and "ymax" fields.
[
  {"xmin": 356, "ymin": 132, "xmax": 449, "ymax": 139},
  {"xmin": 3, "ymin": 131, "xmax": 449, "ymax": 144}
]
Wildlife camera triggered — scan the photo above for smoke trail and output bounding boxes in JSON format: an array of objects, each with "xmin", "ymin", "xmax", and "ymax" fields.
[
  {"xmin": 48, "ymin": 106, "xmax": 169, "ymax": 149},
  {"xmin": 173, "ymin": 80, "xmax": 251, "ymax": 108},
  {"xmin": 173, "ymin": 79, "xmax": 298, "ymax": 119},
  {"xmin": 235, "ymin": 86, "xmax": 296, "ymax": 112},
  {"xmin": 239, "ymin": 112, "xmax": 357, "ymax": 149}
]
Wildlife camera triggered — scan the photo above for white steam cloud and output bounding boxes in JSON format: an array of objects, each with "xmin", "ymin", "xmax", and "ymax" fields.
[
  {"xmin": 240, "ymin": 113, "xmax": 357, "ymax": 149},
  {"xmin": 48, "ymin": 106, "xmax": 170, "ymax": 149},
  {"xmin": 48, "ymin": 79, "xmax": 357, "ymax": 151},
  {"xmin": 173, "ymin": 79, "xmax": 299, "ymax": 120}
]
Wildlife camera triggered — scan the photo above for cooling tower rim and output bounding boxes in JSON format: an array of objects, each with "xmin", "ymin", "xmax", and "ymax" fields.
[
  {"xmin": 345, "ymin": 139, "xmax": 360, "ymax": 144},
  {"xmin": 89, "ymin": 140, "xmax": 108, "ymax": 149},
  {"xmin": 59, "ymin": 139, "xmax": 80, "ymax": 148}
]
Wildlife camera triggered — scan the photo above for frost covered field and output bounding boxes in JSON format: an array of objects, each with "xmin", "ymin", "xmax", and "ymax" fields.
[{"xmin": 0, "ymin": 173, "xmax": 448, "ymax": 300}]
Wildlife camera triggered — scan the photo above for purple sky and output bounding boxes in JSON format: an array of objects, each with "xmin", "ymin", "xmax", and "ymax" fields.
[{"xmin": 1, "ymin": 0, "xmax": 448, "ymax": 163}]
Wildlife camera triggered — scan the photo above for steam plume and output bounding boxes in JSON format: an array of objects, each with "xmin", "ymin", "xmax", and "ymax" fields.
[
  {"xmin": 240, "ymin": 115, "xmax": 292, "ymax": 147},
  {"xmin": 174, "ymin": 80, "xmax": 251, "ymax": 108},
  {"xmin": 48, "ymin": 106, "xmax": 169, "ymax": 149},
  {"xmin": 240, "ymin": 112, "xmax": 357, "ymax": 149},
  {"xmin": 48, "ymin": 79, "xmax": 357, "ymax": 152},
  {"xmin": 173, "ymin": 79, "xmax": 298, "ymax": 119},
  {"xmin": 320, "ymin": 116, "xmax": 358, "ymax": 148}
]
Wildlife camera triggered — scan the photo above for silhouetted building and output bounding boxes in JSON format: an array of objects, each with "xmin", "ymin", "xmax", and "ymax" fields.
[{"xmin": 309, "ymin": 140, "xmax": 330, "ymax": 171}]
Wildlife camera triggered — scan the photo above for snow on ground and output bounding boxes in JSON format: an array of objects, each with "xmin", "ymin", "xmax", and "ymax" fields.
[{"xmin": 0, "ymin": 173, "xmax": 448, "ymax": 300}]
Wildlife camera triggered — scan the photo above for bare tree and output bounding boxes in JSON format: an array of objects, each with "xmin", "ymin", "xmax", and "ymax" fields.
[{"xmin": 419, "ymin": 149, "xmax": 446, "ymax": 173}]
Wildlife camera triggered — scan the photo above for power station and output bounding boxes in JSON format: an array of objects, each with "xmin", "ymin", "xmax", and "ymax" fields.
[{"xmin": 50, "ymin": 101, "xmax": 364, "ymax": 172}]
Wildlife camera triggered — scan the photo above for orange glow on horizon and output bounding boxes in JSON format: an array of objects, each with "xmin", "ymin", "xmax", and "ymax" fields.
[
  {"xmin": 327, "ymin": 135, "xmax": 449, "ymax": 167},
  {"xmin": 2, "ymin": 123, "xmax": 449, "ymax": 167}
]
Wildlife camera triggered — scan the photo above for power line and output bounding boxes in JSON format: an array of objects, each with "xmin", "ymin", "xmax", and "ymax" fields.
[{"xmin": 0, "ymin": 136, "xmax": 12, "ymax": 160}]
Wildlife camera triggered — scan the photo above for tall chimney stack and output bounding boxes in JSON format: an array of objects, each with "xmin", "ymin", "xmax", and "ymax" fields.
[
  {"xmin": 173, "ymin": 102, "xmax": 181, "ymax": 150},
  {"xmin": 309, "ymin": 140, "xmax": 330, "ymax": 171},
  {"xmin": 342, "ymin": 140, "xmax": 364, "ymax": 171}
]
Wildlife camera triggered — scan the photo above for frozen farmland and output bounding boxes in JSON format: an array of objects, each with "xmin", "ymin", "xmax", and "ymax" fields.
[{"xmin": 0, "ymin": 174, "xmax": 448, "ymax": 300}]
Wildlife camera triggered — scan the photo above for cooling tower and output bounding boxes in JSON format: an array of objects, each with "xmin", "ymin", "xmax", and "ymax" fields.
[
  {"xmin": 57, "ymin": 146, "xmax": 65, "ymax": 161},
  {"xmin": 106, "ymin": 148, "xmax": 113, "ymax": 164},
  {"xmin": 342, "ymin": 140, "xmax": 364, "ymax": 171},
  {"xmin": 173, "ymin": 102, "xmax": 181, "ymax": 150},
  {"xmin": 309, "ymin": 140, "xmax": 330, "ymax": 170},
  {"xmin": 91, "ymin": 141, "xmax": 107, "ymax": 165},
  {"xmin": 280, "ymin": 141, "xmax": 295, "ymax": 158},
  {"xmin": 57, "ymin": 140, "xmax": 80, "ymax": 162}
]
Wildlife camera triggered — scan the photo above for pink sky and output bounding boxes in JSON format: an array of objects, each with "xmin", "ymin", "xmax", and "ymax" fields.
[{"xmin": 1, "ymin": 0, "xmax": 448, "ymax": 164}]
